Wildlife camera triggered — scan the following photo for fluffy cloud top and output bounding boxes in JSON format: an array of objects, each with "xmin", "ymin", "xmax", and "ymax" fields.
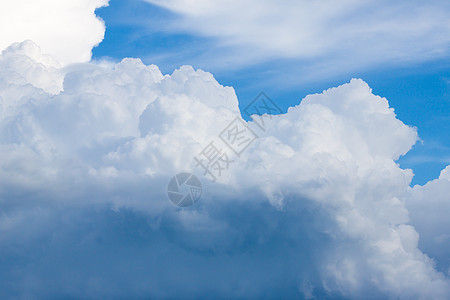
[
  {"xmin": 0, "ymin": 0, "xmax": 108, "ymax": 65},
  {"xmin": 0, "ymin": 41, "xmax": 449, "ymax": 298},
  {"xmin": 145, "ymin": 0, "xmax": 450, "ymax": 69}
]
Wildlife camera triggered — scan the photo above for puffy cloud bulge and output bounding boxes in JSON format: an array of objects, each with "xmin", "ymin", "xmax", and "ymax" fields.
[
  {"xmin": 0, "ymin": 41, "xmax": 449, "ymax": 298},
  {"xmin": 0, "ymin": 0, "xmax": 108, "ymax": 65}
]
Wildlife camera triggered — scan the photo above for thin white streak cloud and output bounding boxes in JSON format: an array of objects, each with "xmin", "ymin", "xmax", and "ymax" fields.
[{"xmin": 143, "ymin": 0, "xmax": 450, "ymax": 73}]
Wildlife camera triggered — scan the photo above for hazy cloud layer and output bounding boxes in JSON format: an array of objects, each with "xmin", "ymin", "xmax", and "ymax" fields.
[{"xmin": 0, "ymin": 41, "xmax": 449, "ymax": 298}]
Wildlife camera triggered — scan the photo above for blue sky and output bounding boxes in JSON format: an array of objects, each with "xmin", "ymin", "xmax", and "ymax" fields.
[{"xmin": 93, "ymin": 0, "xmax": 450, "ymax": 185}]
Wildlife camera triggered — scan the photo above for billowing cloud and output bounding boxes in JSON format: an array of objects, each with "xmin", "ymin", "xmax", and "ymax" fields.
[
  {"xmin": 406, "ymin": 166, "xmax": 450, "ymax": 276},
  {"xmin": 143, "ymin": 0, "xmax": 450, "ymax": 71},
  {"xmin": 0, "ymin": 0, "xmax": 108, "ymax": 65},
  {"xmin": 0, "ymin": 41, "xmax": 449, "ymax": 298}
]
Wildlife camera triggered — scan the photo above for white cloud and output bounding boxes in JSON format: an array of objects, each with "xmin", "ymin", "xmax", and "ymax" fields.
[
  {"xmin": 405, "ymin": 165, "xmax": 450, "ymax": 277},
  {"xmin": 0, "ymin": 41, "xmax": 449, "ymax": 298},
  {"xmin": 0, "ymin": 41, "xmax": 64, "ymax": 94},
  {"xmin": 440, "ymin": 165, "xmax": 450, "ymax": 181},
  {"xmin": 144, "ymin": 0, "xmax": 450, "ymax": 71},
  {"xmin": 0, "ymin": 0, "xmax": 108, "ymax": 66}
]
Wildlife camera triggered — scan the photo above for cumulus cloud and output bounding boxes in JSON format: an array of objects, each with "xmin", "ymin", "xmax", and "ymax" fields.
[
  {"xmin": 143, "ymin": 0, "xmax": 450, "ymax": 71},
  {"xmin": 0, "ymin": 41, "xmax": 449, "ymax": 298},
  {"xmin": 406, "ymin": 166, "xmax": 450, "ymax": 276},
  {"xmin": 0, "ymin": 0, "xmax": 108, "ymax": 65}
]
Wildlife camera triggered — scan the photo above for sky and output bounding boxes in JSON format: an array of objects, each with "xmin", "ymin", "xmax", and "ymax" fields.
[
  {"xmin": 0, "ymin": 0, "xmax": 449, "ymax": 299},
  {"xmin": 92, "ymin": 0, "xmax": 450, "ymax": 186}
]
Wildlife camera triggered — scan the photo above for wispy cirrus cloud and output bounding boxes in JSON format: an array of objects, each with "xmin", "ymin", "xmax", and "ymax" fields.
[{"xmin": 143, "ymin": 0, "xmax": 450, "ymax": 74}]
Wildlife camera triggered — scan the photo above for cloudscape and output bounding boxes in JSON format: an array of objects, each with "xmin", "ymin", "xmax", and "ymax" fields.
[{"xmin": 0, "ymin": 0, "xmax": 449, "ymax": 299}]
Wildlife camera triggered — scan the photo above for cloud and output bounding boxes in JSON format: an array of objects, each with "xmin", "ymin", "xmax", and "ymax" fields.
[
  {"xmin": 0, "ymin": 41, "xmax": 64, "ymax": 94},
  {"xmin": 0, "ymin": 0, "xmax": 108, "ymax": 65},
  {"xmin": 143, "ymin": 0, "xmax": 450, "ymax": 73},
  {"xmin": 0, "ymin": 41, "xmax": 449, "ymax": 298},
  {"xmin": 406, "ymin": 166, "xmax": 450, "ymax": 276}
]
